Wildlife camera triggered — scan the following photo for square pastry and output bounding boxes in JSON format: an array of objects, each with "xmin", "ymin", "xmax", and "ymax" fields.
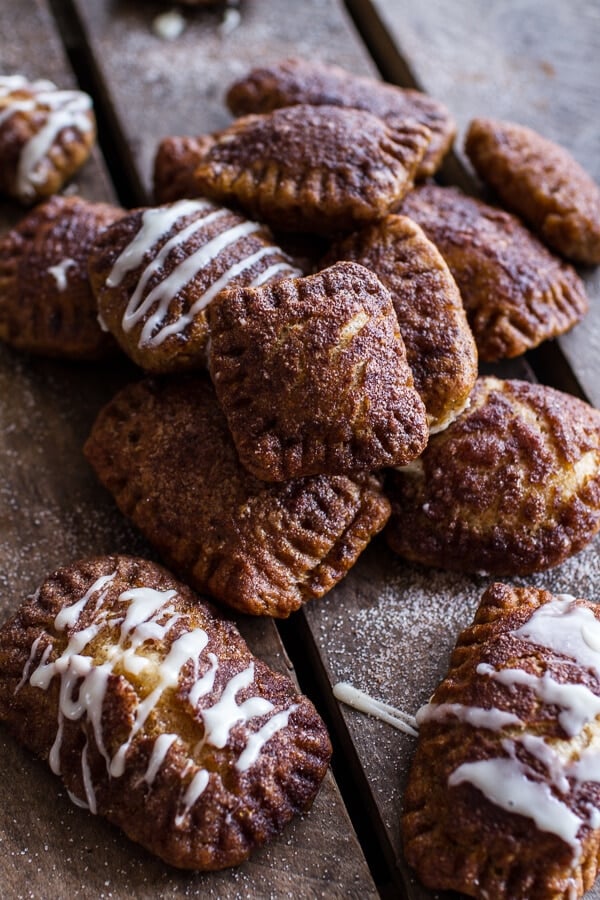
[{"xmin": 207, "ymin": 261, "xmax": 429, "ymax": 481}]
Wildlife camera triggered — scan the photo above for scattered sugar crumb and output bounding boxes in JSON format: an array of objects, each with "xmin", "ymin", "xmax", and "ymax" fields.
[
  {"xmin": 220, "ymin": 7, "xmax": 241, "ymax": 36},
  {"xmin": 153, "ymin": 10, "xmax": 186, "ymax": 41}
]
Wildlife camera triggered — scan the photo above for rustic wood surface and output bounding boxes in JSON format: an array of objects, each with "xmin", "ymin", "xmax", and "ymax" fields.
[
  {"xmin": 0, "ymin": 2, "xmax": 377, "ymax": 897},
  {"xmin": 352, "ymin": 0, "xmax": 600, "ymax": 409},
  {"xmin": 0, "ymin": 1, "xmax": 599, "ymax": 898}
]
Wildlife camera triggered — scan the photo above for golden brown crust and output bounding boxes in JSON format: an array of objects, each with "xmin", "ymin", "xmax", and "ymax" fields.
[
  {"xmin": 400, "ymin": 185, "xmax": 589, "ymax": 361},
  {"xmin": 207, "ymin": 261, "xmax": 429, "ymax": 480},
  {"xmin": 0, "ymin": 195, "xmax": 123, "ymax": 359},
  {"xmin": 83, "ymin": 376, "xmax": 391, "ymax": 617},
  {"xmin": 153, "ymin": 134, "xmax": 215, "ymax": 204},
  {"xmin": 0, "ymin": 555, "xmax": 332, "ymax": 869},
  {"xmin": 0, "ymin": 77, "xmax": 96, "ymax": 204},
  {"xmin": 324, "ymin": 214, "xmax": 478, "ymax": 432},
  {"xmin": 385, "ymin": 376, "xmax": 600, "ymax": 574},
  {"xmin": 465, "ymin": 118, "xmax": 600, "ymax": 264},
  {"xmin": 225, "ymin": 57, "xmax": 455, "ymax": 179},
  {"xmin": 191, "ymin": 105, "xmax": 431, "ymax": 236},
  {"xmin": 88, "ymin": 200, "xmax": 300, "ymax": 373},
  {"xmin": 403, "ymin": 583, "xmax": 600, "ymax": 899}
]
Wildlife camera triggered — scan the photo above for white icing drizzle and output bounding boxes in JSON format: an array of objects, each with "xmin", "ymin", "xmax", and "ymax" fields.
[
  {"xmin": 48, "ymin": 257, "xmax": 76, "ymax": 292},
  {"xmin": 448, "ymin": 596, "xmax": 600, "ymax": 858},
  {"xmin": 143, "ymin": 733, "xmax": 178, "ymax": 785},
  {"xmin": 333, "ymin": 682, "xmax": 418, "ymax": 737},
  {"xmin": 249, "ymin": 260, "xmax": 300, "ymax": 288},
  {"xmin": 0, "ymin": 80, "xmax": 94, "ymax": 200},
  {"xmin": 416, "ymin": 701, "xmax": 522, "ymax": 731},
  {"xmin": 20, "ymin": 576, "xmax": 296, "ymax": 822}
]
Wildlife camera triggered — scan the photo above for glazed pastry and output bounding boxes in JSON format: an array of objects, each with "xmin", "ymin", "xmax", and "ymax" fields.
[
  {"xmin": 404, "ymin": 582, "xmax": 600, "ymax": 899},
  {"xmin": 84, "ymin": 376, "xmax": 391, "ymax": 617},
  {"xmin": 0, "ymin": 75, "xmax": 96, "ymax": 204},
  {"xmin": 0, "ymin": 195, "xmax": 123, "ymax": 359},
  {"xmin": 0, "ymin": 555, "xmax": 332, "ymax": 869},
  {"xmin": 226, "ymin": 57, "xmax": 455, "ymax": 178},
  {"xmin": 190, "ymin": 105, "xmax": 431, "ymax": 236},
  {"xmin": 400, "ymin": 185, "xmax": 589, "ymax": 361},
  {"xmin": 325, "ymin": 214, "xmax": 478, "ymax": 433},
  {"xmin": 153, "ymin": 134, "xmax": 214, "ymax": 204},
  {"xmin": 386, "ymin": 376, "xmax": 600, "ymax": 575},
  {"xmin": 207, "ymin": 261, "xmax": 429, "ymax": 481},
  {"xmin": 88, "ymin": 199, "xmax": 301, "ymax": 372},
  {"xmin": 465, "ymin": 118, "xmax": 600, "ymax": 264}
]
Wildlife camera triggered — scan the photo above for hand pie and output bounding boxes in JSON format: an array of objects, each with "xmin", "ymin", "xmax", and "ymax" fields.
[
  {"xmin": 207, "ymin": 261, "xmax": 429, "ymax": 481},
  {"xmin": 153, "ymin": 134, "xmax": 214, "ymax": 204},
  {"xmin": 400, "ymin": 185, "xmax": 589, "ymax": 361},
  {"xmin": 83, "ymin": 375, "xmax": 391, "ymax": 617},
  {"xmin": 191, "ymin": 104, "xmax": 431, "ymax": 236},
  {"xmin": 465, "ymin": 118, "xmax": 600, "ymax": 264},
  {"xmin": 88, "ymin": 199, "xmax": 300, "ymax": 372},
  {"xmin": 0, "ymin": 195, "xmax": 123, "ymax": 359},
  {"xmin": 0, "ymin": 555, "xmax": 331, "ymax": 869},
  {"xmin": 0, "ymin": 75, "xmax": 96, "ymax": 204},
  {"xmin": 226, "ymin": 57, "xmax": 455, "ymax": 179},
  {"xmin": 386, "ymin": 376, "xmax": 600, "ymax": 575},
  {"xmin": 324, "ymin": 214, "xmax": 478, "ymax": 433},
  {"xmin": 404, "ymin": 582, "xmax": 600, "ymax": 899}
]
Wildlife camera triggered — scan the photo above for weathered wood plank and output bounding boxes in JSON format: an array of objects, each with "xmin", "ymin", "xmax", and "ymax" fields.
[
  {"xmin": 351, "ymin": 0, "xmax": 600, "ymax": 407},
  {"xmin": 0, "ymin": 2, "xmax": 378, "ymax": 897}
]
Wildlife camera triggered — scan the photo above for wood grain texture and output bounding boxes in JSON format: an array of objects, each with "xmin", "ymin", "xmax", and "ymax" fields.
[
  {"xmin": 0, "ymin": 2, "xmax": 377, "ymax": 897},
  {"xmin": 354, "ymin": 0, "xmax": 600, "ymax": 409}
]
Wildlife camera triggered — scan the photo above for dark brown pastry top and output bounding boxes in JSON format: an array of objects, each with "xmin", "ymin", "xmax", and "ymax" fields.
[
  {"xmin": 208, "ymin": 261, "xmax": 429, "ymax": 480},
  {"xmin": 0, "ymin": 195, "xmax": 123, "ymax": 359},
  {"xmin": 0, "ymin": 75, "xmax": 96, "ymax": 204},
  {"xmin": 191, "ymin": 104, "xmax": 431, "ymax": 235},
  {"xmin": 84, "ymin": 375, "xmax": 391, "ymax": 617},
  {"xmin": 0, "ymin": 555, "xmax": 331, "ymax": 869},
  {"xmin": 88, "ymin": 199, "xmax": 300, "ymax": 373},
  {"xmin": 404, "ymin": 582, "xmax": 600, "ymax": 900},
  {"xmin": 325, "ymin": 214, "xmax": 478, "ymax": 432},
  {"xmin": 385, "ymin": 376, "xmax": 600, "ymax": 575},
  {"xmin": 465, "ymin": 118, "xmax": 600, "ymax": 264},
  {"xmin": 400, "ymin": 184, "xmax": 589, "ymax": 361},
  {"xmin": 226, "ymin": 57, "xmax": 455, "ymax": 178},
  {"xmin": 153, "ymin": 134, "xmax": 215, "ymax": 204}
]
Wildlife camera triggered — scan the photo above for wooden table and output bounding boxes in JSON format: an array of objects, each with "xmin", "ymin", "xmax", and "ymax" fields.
[{"xmin": 0, "ymin": 1, "xmax": 598, "ymax": 897}]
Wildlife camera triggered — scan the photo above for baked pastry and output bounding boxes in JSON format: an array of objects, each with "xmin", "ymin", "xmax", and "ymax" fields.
[
  {"xmin": 465, "ymin": 118, "xmax": 600, "ymax": 265},
  {"xmin": 153, "ymin": 134, "xmax": 214, "ymax": 204},
  {"xmin": 0, "ymin": 75, "xmax": 96, "ymax": 204},
  {"xmin": 386, "ymin": 376, "xmax": 600, "ymax": 575},
  {"xmin": 404, "ymin": 582, "xmax": 600, "ymax": 899},
  {"xmin": 0, "ymin": 195, "xmax": 123, "ymax": 359},
  {"xmin": 0, "ymin": 555, "xmax": 332, "ymax": 869},
  {"xmin": 226, "ymin": 57, "xmax": 455, "ymax": 179},
  {"xmin": 88, "ymin": 199, "xmax": 301, "ymax": 372},
  {"xmin": 207, "ymin": 261, "xmax": 429, "ymax": 480},
  {"xmin": 84, "ymin": 376, "xmax": 390, "ymax": 617},
  {"xmin": 324, "ymin": 214, "xmax": 478, "ymax": 433},
  {"xmin": 400, "ymin": 185, "xmax": 589, "ymax": 361},
  {"xmin": 190, "ymin": 105, "xmax": 431, "ymax": 236}
]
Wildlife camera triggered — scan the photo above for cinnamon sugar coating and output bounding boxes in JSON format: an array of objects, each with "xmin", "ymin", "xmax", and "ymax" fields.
[
  {"xmin": 226, "ymin": 57, "xmax": 455, "ymax": 179},
  {"xmin": 0, "ymin": 195, "xmax": 123, "ymax": 359},
  {"xmin": 325, "ymin": 214, "xmax": 477, "ymax": 433},
  {"xmin": 404, "ymin": 583, "xmax": 600, "ymax": 899},
  {"xmin": 153, "ymin": 134, "xmax": 214, "ymax": 204},
  {"xmin": 400, "ymin": 185, "xmax": 589, "ymax": 361},
  {"xmin": 84, "ymin": 376, "xmax": 390, "ymax": 617},
  {"xmin": 88, "ymin": 200, "xmax": 300, "ymax": 373},
  {"xmin": 208, "ymin": 261, "xmax": 429, "ymax": 480},
  {"xmin": 0, "ymin": 76, "xmax": 96, "ymax": 204},
  {"xmin": 386, "ymin": 377, "xmax": 600, "ymax": 574},
  {"xmin": 0, "ymin": 556, "xmax": 331, "ymax": 869},
  {"xmin": 465, "ymin": 118, "xmax": 600, "ymax": 264},
  {"xmin": 191, "ymin": 105, "xmax": 431, "ymax": 236}
]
